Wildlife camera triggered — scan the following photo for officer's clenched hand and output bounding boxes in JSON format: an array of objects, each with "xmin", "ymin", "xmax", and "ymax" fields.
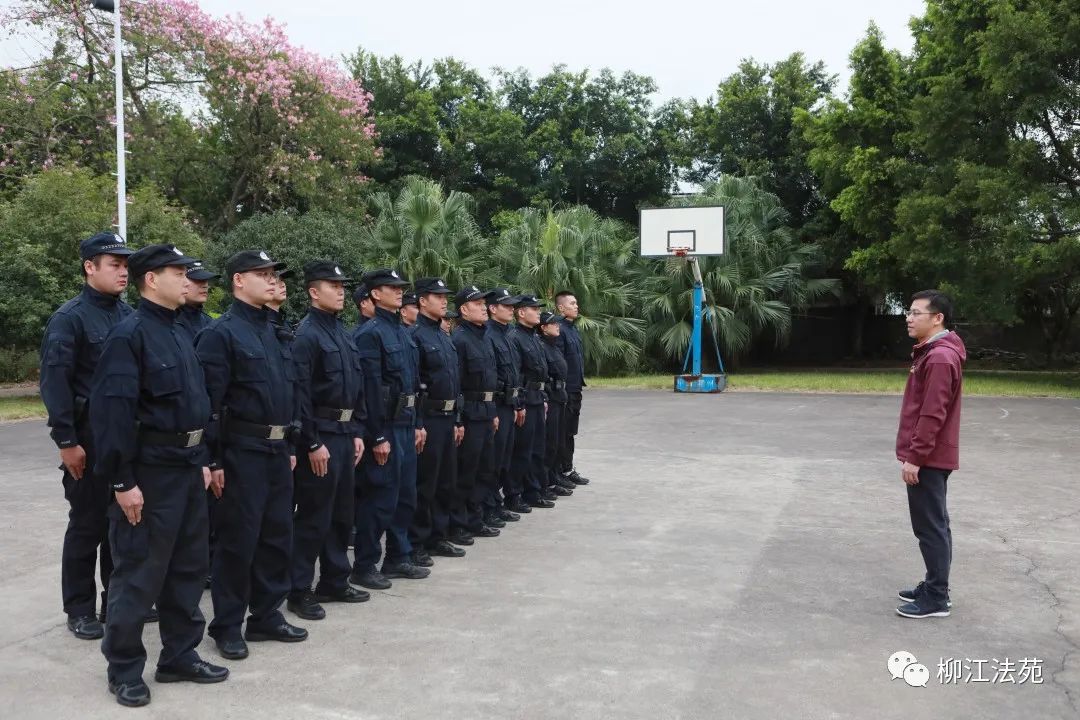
[
  {"xmin": 492, "ymin": 416, "xmax": 500, "ymax": 432},
  {"xmin": 115, "ymin": 486, "xmax": 144, "ymax": 525},
  {"xmin": 544, "ymin": 402, "xmax": 548, "ymax": 419},
  {"xmin": 415, "ymin": 428, "xmax": 428, "ymax": 453},
  {"xmin": 353, "ymin": 438, "xmax": 364, "ymax": 467},
  {"xmin": 290, "ymin": 455, "xmax": 297, "ymax": 472},
  {"xmin": 209, "ymin": 469, "xmax": 225, "ymax": 499},
  {"xmin": 309, "ymin": 444, "xmax": 330, "ymax": 477},
  {"xmin": 374, "ymin": 440, "xmax": 391, "ymax": 466},
  {"xmin": 202, "ymin": 466, "xmax": 212, "ymax": 491},
  {"xmin": 454, "ymin": 426, "xmax": 465, "ymax": 446},
  {"xmin": 60, "ymin": 445, "xmax": 87, "ymax": 480},
  {"xmin": 515, "ymin": 409, "xmax": 526, "ymax": 427}
]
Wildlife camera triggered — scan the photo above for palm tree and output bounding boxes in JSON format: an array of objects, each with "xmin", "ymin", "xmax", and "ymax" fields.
[
  {"xmin": 641, "ymin": 175, "xmax": 838, "ymax": 366},
  {"xmin": 362, "ymin": 176, "xmax": 497, "ymax": 287},
  {"xmin": 494, "ymin": 206, "xmax": 645, "ymax": 374}
]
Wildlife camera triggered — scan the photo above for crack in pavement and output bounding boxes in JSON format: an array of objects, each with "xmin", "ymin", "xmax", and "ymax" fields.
[{"xmin": 995, "ymin": 531, "xmax": 1078, "ymax": 714}]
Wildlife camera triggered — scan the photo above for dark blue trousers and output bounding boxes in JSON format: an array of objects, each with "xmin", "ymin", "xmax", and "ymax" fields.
[
  {"xmin": 291, "ymin": 433, "xmax": 355, "ymax": 594},
  {"xmin": 411, "ymin": 415, "xmax": 455, "ymax": 548},
  {"xmin": 509, "ymin": 404, "xmax": 544, "ymax": 502},
  {"xmin": 208, "ymin": 446, "xmax": 293, "ymax": 641},
  {"xmin": 906, "ymin": 467, "xmax": 953, "ymax": 606},
  {"xmin": 60, "ymin": 430, "xmax": 112, "ymax": 618},
  {"xmin": 102, "ymin": 463, "xmax": 208, "ymax": 683},
  {"xmin": 353, "ymin": 424, "xmax": 416, "ymax": 572},
  {"xmin": 457, "ymin": 418, "xmax": 494, "ymax": 532},
  {"xmin": 484, "ymin": 406, "xmax": 516, "ymax": 510}
]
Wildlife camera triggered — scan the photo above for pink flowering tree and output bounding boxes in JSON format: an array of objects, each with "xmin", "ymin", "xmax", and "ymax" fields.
[{"xmin": 2, "ymin": 0, "xmax": 378, "ymax": 228}]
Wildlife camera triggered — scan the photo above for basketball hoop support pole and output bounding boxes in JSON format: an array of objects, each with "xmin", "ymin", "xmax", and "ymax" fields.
[
  {"xmin": 690, "ymin": 257, "xmax": 704, "ymax": 376},
  {"xmin": 674, "ymin": 254, "xmax": 726, "ymax": 393}
]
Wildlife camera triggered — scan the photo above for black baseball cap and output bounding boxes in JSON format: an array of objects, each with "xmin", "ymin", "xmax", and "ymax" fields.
[
  {"xmin": 186, "ymin": 261, "xmax": 220, "ymax": 282},
  {"xmin": 224, "ymin": 249, "xmax": 286, "ymax": 277},
  {"xmin": 485, "ymin": 287, "xmax": 519, "ymax": 305},
  {"xmin": 128, "ymin": 244, "xmax": 198, "ymax": 279},
  {"xmin": 352, "ymin": 284, "xmax": 371, "ymax": 303},
  {"xmin": 539, "ymin": 311, "xmax": 560, "ymax": 325},
  {"xmin": 79, "ymin": 231, "xmax": 134, "ymax": 260},
  {"xmin": 414, "ymin": 277, "xmax": 452, "ymax": 296},
  {"xmin": 515, "ymin": 294, "xmax": 543, "ymax": 308},
  {"xmin": 455, "ymin": 284, "xmax": 486, "ymax": 304},
  {"xmin": 401, "ymin": 291, "xmax": 418, "ymax": 306},
  {"xmin": 304, "ymin": 260, "xmax": 351, "ymax": 284},
  {"xmin": 361, "ymin": 268, "xmax": 409, "ymax": 288}
]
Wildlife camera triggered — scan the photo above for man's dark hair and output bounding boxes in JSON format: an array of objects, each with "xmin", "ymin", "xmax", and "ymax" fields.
[
  {"xmin": 554, "ymin": 290, "xmax": 576, "ymax": 306},
  {"xmin": 80, "ymin": 256, "xmax": 103, "ymax": 279},
  {"xmin": 133, "ymin": 267, "xmax": 166, "ymax": 292},
  {"xmin": 911, "ymin": 289, "xmax": 954, "ymax": 328}
]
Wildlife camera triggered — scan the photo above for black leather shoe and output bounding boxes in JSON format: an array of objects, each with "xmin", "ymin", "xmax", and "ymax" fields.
[
  {"xmin": 244, "ymin": 622, "xmax": 308, "ymax": 643},
  {"xmin": 381, "ymin": 562, "xmax": 431, "ymax": 580},
  {"xmin": 350, "ymin": 569, "xmax": 392, "ymax": 590},
  {"xmin": 109, "ymin": 679, "xmax": 151, "ymax": 707},
  {"xmin": 541, "ymin": 490, "xmax": 559, "ymax": 501},
  {"xmin": 447, "ymin": 532, "xmax": 474, "ymax": 546},
  {"xmin": 473, "ymin": 525, "xmax": 501, "ymax": 538},
  {"xmin": 287, "ymin": 590, "xmax": 326, "ymax": 621},
  {"xmin": 429, "ymin": 540, "xmax": 466, "ymax": 557},
  {"xmin": 498, "ymin": 508, "xmax": 522, "ymax": 521},
  {"xmin": 144, "ymin": 606, "xmax": 159, "ymax": 623},
  {"xmin": 508, "ymin": 500, "xmax": 532, "ymax": 514},
  {"xmin": 68, "ymin": 615, "xmax": 104, "ymax": 640},
  {"xmin": 550, "ymin": 485, "xmax": 573, "ymax": 496},
  {"xmin": 483, "ymin": 514, "xmax": 507, "ymax": 528},
  {"xmin": 154, "ymin": 660, "xmax": 229, "ymax": 684},
  {"xmin": 567, "ymin": 470, "xmax": 590, "ymax": 485},
  {"xmin": 314, "ymin": 586, "xmax": 370, "ymax": 604},
  {"xmin": 528, "ymin": 498, "xmax": 556, "ymax": 509},
  {"xmin": 215, "ymin": 638, "xmax": 249, "ymax": 660},
  {"xmin": 411, "ymin": 550, "xmax": 434, "ymax": 567}
]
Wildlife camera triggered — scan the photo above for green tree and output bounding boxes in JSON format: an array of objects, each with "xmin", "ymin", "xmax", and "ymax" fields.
[
  {"xmin": 641, "ymin": 176, "xmax": 838, "ymax": 366},
  {"xmin": 494, "ymin": 206, "xmax": 645, "ymax": 373},
  {"xmin": 0, "ymin": 166, "xmax": 201, "ymax": 348}
]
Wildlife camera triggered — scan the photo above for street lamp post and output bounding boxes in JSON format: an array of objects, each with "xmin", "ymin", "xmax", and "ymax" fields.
[{"xmin": 90, "ymin": 0, "xmax": 126, "ymax": 240}]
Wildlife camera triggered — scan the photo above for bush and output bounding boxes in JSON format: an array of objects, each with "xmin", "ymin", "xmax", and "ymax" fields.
[{"xmin": 0, "ymin": 347, "xmax": 39, "ymax": 383}]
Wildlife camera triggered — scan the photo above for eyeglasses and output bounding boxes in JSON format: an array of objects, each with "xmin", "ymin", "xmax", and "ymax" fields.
[{"xmin": 904, "ymin": 309, "xmax": 941, "ymax": 317}]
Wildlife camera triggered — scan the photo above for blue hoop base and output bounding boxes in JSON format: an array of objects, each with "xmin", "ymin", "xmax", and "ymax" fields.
[{"xmin": 673, "ymin": 374, "xmax": 727, "ymax": 394}]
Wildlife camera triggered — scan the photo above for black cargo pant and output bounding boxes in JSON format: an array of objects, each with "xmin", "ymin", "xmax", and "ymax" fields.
[
  {"xmin": 906, "ymin": 467, "xmax": 953, "ymax": 607},
  {"xmin": 102, "ymin": 463, "xmax": 208, "ymax": 684},
  {"xmin": 291, "ymin": 432, "xmax": 356, "ymax": 595},
  {"xmin": 60, "ymin": 431, "xmax": 113, "ymax": 619},
  {"xmin": 545, "ymin": 399, "xmax": 566, "ymax": 487},
  {"xmin": 209, "ymin": 444, "xmax": 293, "ymax": 641},
  {"xmin": 558, "ymin": 391, "xmax": 582, "ymax": 474},
  {"xmin": 456, "ymin": 417, "xmax": 494, "ymax": 533},
  {"xmin": 510, "ymin": 403, "xmax": 545, "ymax": 503},
  {"xmin": 411, "ymin": 414, "xmax": 456, "ymax": 548},
  {"xmin": 484, "ymin": 405, "xmax": 517, "ymax": 511}
]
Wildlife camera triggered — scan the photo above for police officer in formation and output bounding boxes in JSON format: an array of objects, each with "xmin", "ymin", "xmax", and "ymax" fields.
[
  {"xmin": 351, "ymin": 268, "xmax": 430, "ymax": 589},
  {"xmin": 196, "ymin": 250, "xmax": 306, "ymax": 661},
  {"xmin": 40, "ymin": 232, "xmax": 135, "ymax": 641},
  {"xmin": 480, "ymin": 288, "xmax": 527, "ymax": 518},
  {"xmin": 554, "ymin": 291, "xmax": 590, "ymax": 486},
  {"xmin": 288, "ymin": 262, "xmax": 370, "ymax": 621},
  {"xmin": 400, "ymin": 290, "xmax": 419, "ymax": 328},
  {"xmin": 539, "ymin": 312, "xmax": 573, "ymax": 496},
  {"xmin": 408, "ymin": 277, "xmax": 463, "ymax": 562},
  {"xmin": 176, "ymin": 261, "xmax": 218, "ymax": 344},
  {"xmin": 45, "ymin": 235, "xmax": 598, "ymax": 709},
  {"xmin": 90, "ymin": 244, "xmax": 229, "ymax": 706},
  {"xmin": 452, "ymin": 285, "xmax": 505, "ymax": 535},
  {"xmin": 507, "ymin": 294, "xmax": 554, "ymax": 509}
]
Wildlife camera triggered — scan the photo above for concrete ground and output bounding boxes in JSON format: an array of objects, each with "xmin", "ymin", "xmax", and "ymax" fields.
[{"xmin": 0, "ymin": 390, "xmax": 1077, "ymax": 719}]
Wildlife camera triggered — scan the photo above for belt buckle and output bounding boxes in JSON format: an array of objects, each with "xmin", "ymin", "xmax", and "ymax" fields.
[
  {"xmin": 404, "ymin": 395, "xmax": 415, "ymax": 408},
  {"xmin": 482, "ymin": 391, "xmax": 494, "ymax": 402},
  {"xmin": 268, "ymin": 425, "xmax": 286, "ymax": 441},
  {"xmin": 337, "ymin": 409, "xmax": 353, "ymax": 422},
  {"xmin": 511, "ymin": 388, "xmax": 519, "ymax": 399},
  {"xmin": 184, "ymin": 429, "xmax": 204, "ymax": 448},
  {"xmin": 442, "ymin": 400, "xmax": 455, "ymax": 412}
]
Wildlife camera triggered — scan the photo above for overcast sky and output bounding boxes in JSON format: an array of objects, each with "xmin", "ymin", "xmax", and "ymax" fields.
[{"xmin": 3, "ymin": 0, "xmax": 927, "ymax": 102}]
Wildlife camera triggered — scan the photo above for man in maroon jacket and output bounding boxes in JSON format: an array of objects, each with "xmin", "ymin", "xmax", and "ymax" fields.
[{"xmin": 895, "ymin": 290, "xmax": 966, "ymax": 619}]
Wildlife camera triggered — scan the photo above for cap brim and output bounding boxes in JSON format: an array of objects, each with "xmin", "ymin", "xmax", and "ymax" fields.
[
  {"xmin": 166, "ymin": 254, "xmax": 200, "ymax": 267},
  {"xmin": 492, "ymin": 295, "xmax": 522, "ymax": 305},
  {"xmin": 373, "ymin": 279, "xmax": 410, "ymax": 288},
  {"xmin": 187, "ymin": 270, "xmax": 220, "ymax": 281},
  {"xmin": 423, "ymin": 288, "xmax": 453, "ymax": 295},
  {"xmin": 308, "ymin": 274, "xmax": 351, "ymax": 283}
]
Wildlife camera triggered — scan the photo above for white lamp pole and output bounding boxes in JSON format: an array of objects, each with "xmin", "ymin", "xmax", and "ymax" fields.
[{"xmin": 91, "ymin": 0, "xmax": 126, "ymax": 240}]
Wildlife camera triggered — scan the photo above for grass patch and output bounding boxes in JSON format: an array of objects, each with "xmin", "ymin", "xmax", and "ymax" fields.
[
  {"xmin": 0, "ymin": 396, "xmax": 47, "ymax": 421},
  {"xmin": 590, "ymin": 369, "xmax": 1080, "ymax": 398}
]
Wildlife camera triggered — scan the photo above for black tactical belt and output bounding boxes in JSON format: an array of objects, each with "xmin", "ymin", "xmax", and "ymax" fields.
[
  {"xmin": 139, "ymin": 428, "xmax": 204, "ymax": 448},
  {"xmin": 315, "ymin": 407, "xmax": 354, "ymax": 422},
  {"xmin": 525, "ymin": 381, "xmax": 546, "ymax": 391},
  {"xmin": 495, "ymin": 387, "xmax": 519, "ymax": 406},
  {"xmin": 225, "ymin": 418, "xmax": 289, "ymax": 441},
  {"xmin": 463, "ymin": 391, "xmax": 495, "ymax": 402},
  {"xmin": 552, "ymin": 380, "xmax": 566, "ymax": 391},
  {"xmin": 423, "ymin": 398, "xmax": 457, "ymax": 413}
]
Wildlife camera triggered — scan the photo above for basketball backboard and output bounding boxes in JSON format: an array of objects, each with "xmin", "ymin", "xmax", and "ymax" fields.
[{"xmin": 639, "ymin": 205, "xmax": 725, "ymax": 257}]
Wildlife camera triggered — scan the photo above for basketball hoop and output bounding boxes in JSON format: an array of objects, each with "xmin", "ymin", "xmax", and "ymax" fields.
[{"xmin": 672, "ymin": 247, "xmax": 690, "ymax": 258}]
